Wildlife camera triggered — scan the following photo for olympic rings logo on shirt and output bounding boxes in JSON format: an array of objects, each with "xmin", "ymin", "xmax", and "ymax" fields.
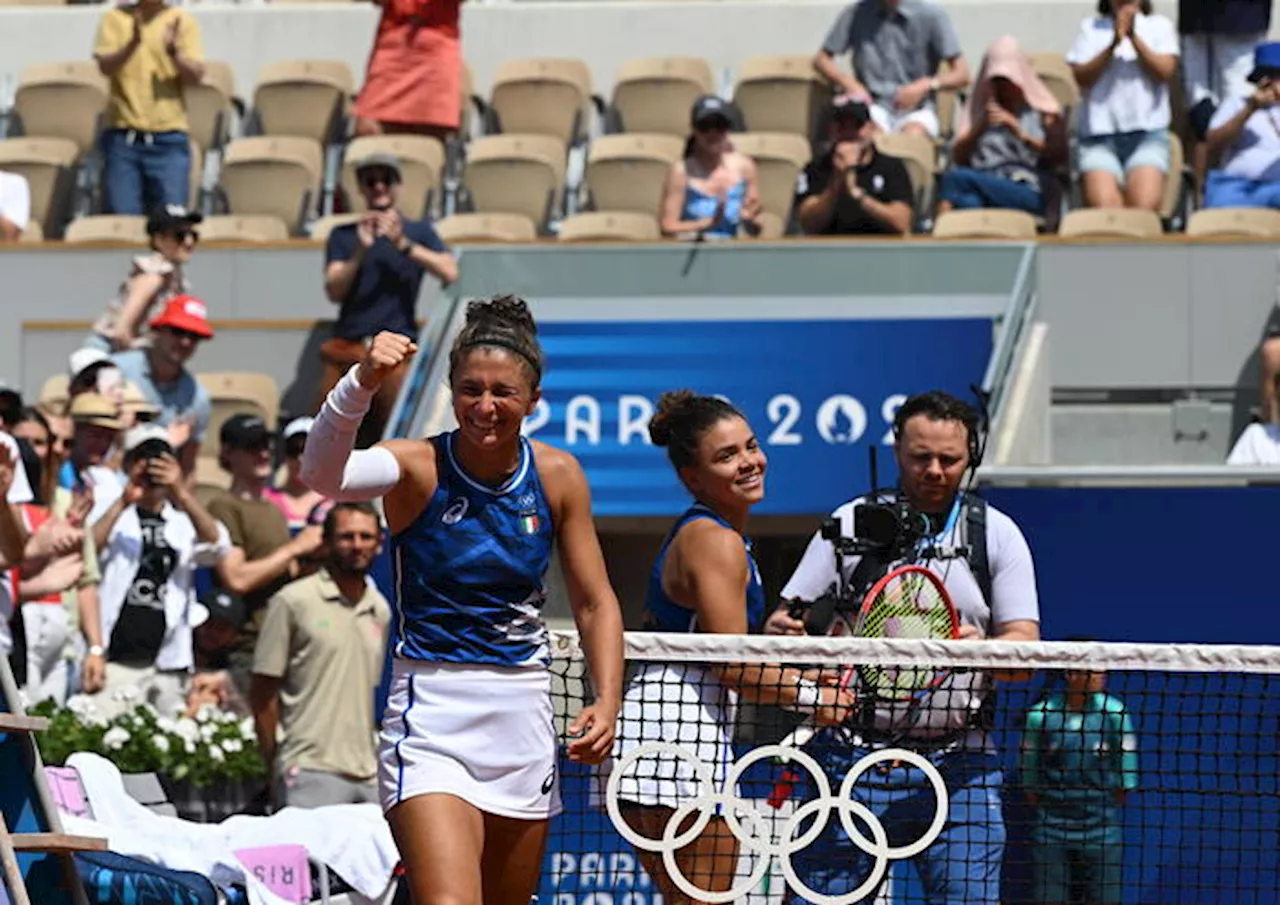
[{"xmin": 604, "ymin": 741, "xmax": 949, "ymax": 905}]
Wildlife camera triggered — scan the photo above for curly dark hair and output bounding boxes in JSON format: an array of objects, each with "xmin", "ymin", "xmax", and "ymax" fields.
[
  {"xmin": 448, "ymin": 295, "xmax": 545, "ymax": 388},
  {"xmin": 649, "ymin": 389, "xmax": 745, "ymax": 471}
]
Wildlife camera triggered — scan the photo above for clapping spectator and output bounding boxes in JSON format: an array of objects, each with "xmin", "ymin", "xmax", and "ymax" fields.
[
  {"xmin": 61, "ymin": 394, "xmax": 126, "ymax": 526},
  {"xmin": 1203, "ymin": 43, "xmax": 1280, "ymax": 210},
  {"xmin": 938, "ymin": 36, "xmax": 1067, "ymax": 217},
  {"xmin": 814, "ymin": 0, "xmax": 970, "ymax": 139},
  {"xmin": 264, "ymin": 418, "xmax": 329, "ymax": 534},
  {"xmin": 320, "ymin": 153, "xmax": 456, "ymax": 447},
  {"xmin": 0, "ymin": 170, "xmax": 31, "ymax": 241},
  {"xmin": 796, "ymin": 94, "xmax": 914, "ymax": 236},
  {"xmin": 87, "ymin": 205, "xmax": 202, "ymax": 353},
  {"xmin": 1067, "ymin": 0, "xmax": 1180, "ymax": 212},
  {"xmin": 659, "ymin": 96, "xmax": 761, "ymax": 240},
  {"xmin": 93, "ymin": 0, "xmax": 205, "ymax": 215},
  {"xmin": 87, "ymin": 425, "xmax": 229, "ymax": 719}
]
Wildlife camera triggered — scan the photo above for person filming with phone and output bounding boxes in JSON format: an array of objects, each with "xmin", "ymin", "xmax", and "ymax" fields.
[{"xmin": 764, "ymin": 390, "xmax": 1040, "ymax": 905}]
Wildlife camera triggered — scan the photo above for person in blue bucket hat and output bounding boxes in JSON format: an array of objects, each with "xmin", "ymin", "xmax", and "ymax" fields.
[{"xmin": 1203, "ymin": 41, "xmax": 1280, "ymax": 210}]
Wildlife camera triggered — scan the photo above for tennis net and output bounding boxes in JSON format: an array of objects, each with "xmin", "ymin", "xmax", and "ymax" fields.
[{"xmin": 542, "ymin": 632, "xmax": 1280, "ymax": 905}]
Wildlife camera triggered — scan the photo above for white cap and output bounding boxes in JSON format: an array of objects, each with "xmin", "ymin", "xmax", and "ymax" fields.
[
  {"xmin": 123, "ymin": 423, "xmax": 172, "ymax": 454},
  {"xmin": 69, "ymin": 347, "xmax": 111, "ymax": 380},
  {"xmin": 282, "ymin": 416, "xmax": 315, "ymax": 440}
]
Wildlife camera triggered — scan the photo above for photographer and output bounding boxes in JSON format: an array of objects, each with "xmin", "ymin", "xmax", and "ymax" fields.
[{"xmin": 765, "ymin": 390, "xmax": 1039, "ymax": 905}]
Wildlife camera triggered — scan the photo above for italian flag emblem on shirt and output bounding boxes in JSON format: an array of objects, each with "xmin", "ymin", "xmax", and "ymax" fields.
[{"xmin": 520, "ymin": 513, "xmax": 540, "ymax": 535}]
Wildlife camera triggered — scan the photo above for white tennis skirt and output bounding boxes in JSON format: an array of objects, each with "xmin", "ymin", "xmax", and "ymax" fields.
[
  {"xmin": 378, "ymin": 659, "xmax": 563, "ymax": 820},
  {"xmin": 595, "ymin": 662, "xmax": 737, "ymax": 810}
]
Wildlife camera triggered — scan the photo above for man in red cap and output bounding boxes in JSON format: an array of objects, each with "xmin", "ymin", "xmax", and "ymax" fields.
[{"xmin": 111, "ymin": 294, "xmax": 213, "ymax": 477}]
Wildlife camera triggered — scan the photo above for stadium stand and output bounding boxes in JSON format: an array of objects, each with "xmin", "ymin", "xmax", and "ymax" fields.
[
  {"xmin": 216, "ymin": 136, "xmax": 324, "ymax": 234},
  {"xmin": 582, "ymin": 133, "xmax": 683, "ymax": 219},
  {"xmin": 609, "ymin": 57, "xmax": 716, "ymax": 136},
  {"xmin": 932, "ymin": 208, "xmax": 1038, "ymax": 239}
]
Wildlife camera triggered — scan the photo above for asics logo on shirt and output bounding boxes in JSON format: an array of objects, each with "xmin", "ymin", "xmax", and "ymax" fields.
[
  {"xmin": 541, "ymin": 765, "xmax": 556, "ymax": 795},
  {"xmin": 441, "ymin": 498, "xmax": 469, "ymax": 525}
]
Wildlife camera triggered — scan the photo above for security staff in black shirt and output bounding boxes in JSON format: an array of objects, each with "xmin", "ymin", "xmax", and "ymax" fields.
[{"xmin": 796, "ymin": 94, "xmax": 914, "ymax": 236}]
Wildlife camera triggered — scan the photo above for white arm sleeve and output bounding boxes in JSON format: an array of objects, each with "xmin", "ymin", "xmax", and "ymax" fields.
[{"xmin": 300, "ymin": 365, "xmax": 404, "ymax": 501}]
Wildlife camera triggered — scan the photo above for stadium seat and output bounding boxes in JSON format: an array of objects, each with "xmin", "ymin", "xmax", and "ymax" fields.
[
  {"xmin": 251, "ymin": 59, "xmax": 353, "ymax": 145},
  {"xmin": 217, "ymin": 136, "xmax": 324, "ymax": 235},
  {"xmin": 557, "ymin": 211, "xmax": 661, "ymax": 242},
  {"xmin": 610, "ymin": 57, "xmax": 715, "ymax": 136},
  {"xmin": 198, "ymin": 215, "xmax": 291, "ymax": 243},
  {"xmin": 932, "ymin": 59, "xmax": 965, "ymax": 142},
  {"xmin": 308, "ymin": 213, "xmax": 361, "ymax": 244},
  {"xmin": 340, "ymin": 135, "xmax": 446, "ymax": 220},
  {"xmin": 0, "ymin": 136, "xmax": 78, "ymax": 238},
  {"xmin": 196, "ymin": 371, "xmax": 281, "ymax": 468},
  {"xmin": 875, "ymin": 132, "xmax": 938, "ymax": 222},
  {"xmin": 584, "ymin": 133, "xmax": 684, "ymax": 219},
  {"xmin": 19, "ymin": 220, "xmax": 44, "ymax": 243},
  {"xmin": 1186, "ymin": 208, "xmax": 1280, "ymax": 238},
  {"xmin": 932, "ymin": 209, "xmax": 1038, "ymax": 239},
  {"xmin": 462, "ymin": 134, "xmax": 566, "ymax": 230},
  {"xmin": 752, "ymin": 210, "xmax": 785, "ymax": 240},
  {"xmin": 63, "ymin": 215, "xmax": 148, "ymax": 245},
  {"xmin": 1059, "ymin": 208, "xmax": 1163, "ymax": 239},
  {"xmin": 731, "ymin": 132, "xmax": 811, "ymax": 226},
  {"xmin": 733, "ymin": 55, "xmax": 828, "ymax": 140},
  {"xmin": 12, "ymin": 61, "xmax": 109, "ymax": 160},
  {"xmin": 186, "ymin": 61, "xmax": 239, "ymax": 154},
  {"xmin": 1029, "ymin": 52, "xmax": 1081, "ymax": 111},
  {"xmin": 434, "ymin": 212, "xmax": 539, "ymax": 243},
  {"xmin": 488, "ymin": 58, "xmax": 596, "ymax": 147}
]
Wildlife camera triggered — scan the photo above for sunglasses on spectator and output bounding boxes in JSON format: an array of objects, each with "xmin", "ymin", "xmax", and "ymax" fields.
[
  {"xmin": 169, "ymin": 228, "xmax": 199, "ymax": 243},
  {"xmin": 163, "ymin": 327, "xmax": 206, "ymax": 342},
  {"xmin": 361, "ymin": 169, "xmax": 396, "ymax": 189},
  {"xmin": 695, "ymin": 117, "xmax": 732, "ymax": 132}
]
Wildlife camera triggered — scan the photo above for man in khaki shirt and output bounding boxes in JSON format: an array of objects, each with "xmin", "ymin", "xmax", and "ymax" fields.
[
  {"xmin": 250, "ymin": 502, "xmax": 390, "ymax": 808},
  {"xmin": 93, "ymin": 0, "xmax": 205, "ymax": 215}
]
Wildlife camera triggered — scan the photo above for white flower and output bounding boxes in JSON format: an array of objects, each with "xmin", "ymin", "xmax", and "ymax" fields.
[
  {"xmin": 199, "ymin": 723, "xmax": 217, "ymax": 741},
  {"xmin": 66, "ymin": 695, "xmax": 94, "ymax": 717},
  {"xmin": 195, "ymin": 704, "xmax": 217, "ymax": 724},
  {"xmin": 157, "ymin": 717, "xmax": 176, "ymax": 734},
  {"xmin": 174, "ymin": 718, "xmax": 200, "ymax": 744},
  {"xmin": 238, "ymin": 718, "xmax": 256, "ymax": 741},
  {"xmin": 151, "ymin": 734, "xmax": 170, "ymax": 753},
  {"xmin": 220, "ymin": 710, "xmax": 239, "ymax": 725},
  {"xmin": 141, "ymin": 703, "xmax": 160, "ymax": 719},
  {"xmin": 208, "ymin": 745, "xmax": 225, "ymax": 763},
  {"xmin": 221, "ymin": 739, "xmax": 243, "ymax": 754},
  {"xmin": 103, "ymin": 727, "xmax": 131, "ymax": 750},
  {"xmin": 184, "ymin": 740, "xmax": 196, "ymax": 755}
]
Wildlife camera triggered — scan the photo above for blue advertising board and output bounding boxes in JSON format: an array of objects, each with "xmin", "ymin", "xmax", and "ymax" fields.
[{"xmin": 523, "ymin": 319, "xmax": 994, "ymax": 516}]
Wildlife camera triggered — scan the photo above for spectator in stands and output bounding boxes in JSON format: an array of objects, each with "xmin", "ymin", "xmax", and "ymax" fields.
[
  {"xmin": 1067, "ymin": 0, "xmax": 1180, "ymax": 212},
  {"xmin": 251, "ymin": 502, "xmax": 390, "ymax": 809},
  {"xmin": 814, "ymin": 0, "xmax": 971, "ymax": 139},
  {"xmin": 1227, "ymin": 373, "xmax": 1280, "ymax": 464},
  {"xmin": 11, "ymin": 408, "xmax": 57, "ymax": 506},
  {"xmin": 206, "ymin": 414, "xmax": 324, "ymax": 696},
  {"xmin": 1180, "ymin": 0, "xmax": 1271, "ymax": 109},
  {"xmin": 93, "ymin": 0, "xmax": 205, "ymax": 215},
  {"xmin": 1203, "ymin": 43, "xmax": 1280, "ymax": 210},
  {"xmin": 67, "ymin": 349, "xmax": 126, "ymax": 413},
  {"xmin": 111, "ymin": 295, "xmax": 213, "ymax": 476},
  {"xmin": 60, "ymin": 394, "xmax": 125, "ymax": 527},
  {"xmin": 796, "ymin": 94, "xmax": 914, "ymax": 236},
  {"xmin": 0, "ymin": 384, "xmax": 22, "ymax": 433},
  {"xmin": 88, "ymin": 424, "xmax": 228, "ymax": 719},
  {"xmin": 658, "ymin": 96, "xmax": 762, "ymax": 240},
  {"xmin": 191, "ymin": 587, "xmax": 250, "ymax": 715},
  {"xmin": 321, "ymin": 152, "xmax": 457, "ymax": 447},
  {"xmin": 937, "ymin": 36, "xmax": 1066, "ymax": 216},
  {"xmin": 353, "ymin": 0, "xmax": 462, "ymax": 143},
  {"xmin": 87, "ymin": 205, "xmax": 202, "ymax": 353},
  {"xmin": 0, "ymin": 170, "xmax": 31, "ymax": 241},
  {"xmin": 265, "ymin": 418, "xmax": 328, "ymax": 534}
]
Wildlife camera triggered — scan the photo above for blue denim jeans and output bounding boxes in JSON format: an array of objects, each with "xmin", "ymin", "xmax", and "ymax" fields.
[
  {"xmin": 1204, "ymin": 170, "xmax": 1280, "ymax": 209},
  {"xmin": 938, "ymin": 167, "xmax": 1042, "ymax": 214},
  {"xmin": 100, "ymin": 129, "xmax": 191, "ymax": 215}
]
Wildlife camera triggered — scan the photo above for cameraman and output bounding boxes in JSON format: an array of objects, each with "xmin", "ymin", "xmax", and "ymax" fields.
[{"xmin": 765, "ymin": 390, "xmax": 1039, "ymax": 905}]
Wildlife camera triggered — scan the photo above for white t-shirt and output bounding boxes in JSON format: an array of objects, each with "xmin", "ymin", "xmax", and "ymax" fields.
[
  {"xmin": 0, "ymin": 171, "xmax": 31, "ymax": 234},
  {"xmin": 1226, "ymin": 423, "xmax": 1280, "ymax": 465},
  {"xmin": 1066, "ymin": 13, "xmax": 1180, "ymax": 137},
  {"xmin": 1209, "ymin": 96, "xmax": 1280, "ymax": 182}
]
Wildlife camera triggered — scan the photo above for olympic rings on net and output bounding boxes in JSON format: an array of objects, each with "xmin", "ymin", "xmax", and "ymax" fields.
[{"xmin": 604, "ymin": 741, "xmax": 949, "ymax": 905}]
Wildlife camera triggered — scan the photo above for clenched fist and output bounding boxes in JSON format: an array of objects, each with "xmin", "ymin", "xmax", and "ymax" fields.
[{"xmin": 356, "ymin": 331, "xmax": 418, "ymax": 390}]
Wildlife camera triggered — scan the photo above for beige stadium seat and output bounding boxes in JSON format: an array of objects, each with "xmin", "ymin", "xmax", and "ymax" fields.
[
  {"xmin": 731, "ymin": 132, "xmax": 810, "ymax": 223},
  {"xmin": 187, "ymin": 61, "xmax": 238, "ymax": 153},
  {"xmin": 434, "ymin": 213, "xmax": 538, "ymax": 243},
  {"xmin": 875, "ymin": 132, "xmax": 937, "ymax": 214},
  {"xmin": 309, "ymin": 213, "xmax": 362, "ymax": 244},
  {"xmin": 932, "ymin": 59, "xmax": 965, "ymax": 142},
  {"xmin": 13, "ymin": 62, "xmax": 109, "ymax": 160},
  {"xmin": 199, "ymin": 214, "xmax": 291, "ymax": 243},
  {"xmin": 932, "ymin": 209, "xmax": 1038, "ymax": 239},
  {"xmin": 19, "ymin": 220, "xmax": 44, "ymax": 243},
  {"xmin": 1059, "ymin": 208, "xmax": 1163, "ymax": 239},
  {"xmin": 611, "ymin": 57, "xmax": 715, "ymax": 136},
  {"xmin": 341, "ymin": 135, "xmax": 446, "ymax": 220},
  {"xmin": 252, "ymin": 60, "xmax": 354, "ymax": 144},
  {"xmin": 63, "ymin": 215, "xmax": 148, "ymax": 245},
  {"xmin": 218, "ymin": 136, "xmax": 324, "ymax": 234},
  {"xmin": 463, "ymin": 134, "xmax": 566, "ymax": 229},
  {"xmin": 0, "ymin": 137, "xmax": 78, "ymax": 238},
  {"xmin": 584, "ymin": 134, "xmax": 684, "ymax": 219},
  {"xmin": 752, "ymin": 210, "xmax": 786, "ymax": 240},
  {"xmin": 557, "ymin": 211, "xmax": 660, "ymax": 242},
  {"xmin": 733, "ymin": 56, "xmax": 827, "ymax": 139},
  {"xmin": 489, "ymin": 58, "xmax": 594, "ymax": 146},
  {"xmin": 1186, "ymin": 208, "xmax": 1280, "ymax": 238},
  {"xmin": 1029, "ymin": 52, "xmax": 1081, "ymax": 111},
  {"xmin": 196, "ymin": 371, "xmax": 281, "ymax": 466}
]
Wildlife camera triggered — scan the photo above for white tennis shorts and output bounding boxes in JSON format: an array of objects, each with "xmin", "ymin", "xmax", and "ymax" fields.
[
  {"xmin": 378, "ymin": 659, "xmax": 563, "ymax": 820},
  {"xmin": 596, "ymin": 663, "xmax": 737, "ymax": 810}
]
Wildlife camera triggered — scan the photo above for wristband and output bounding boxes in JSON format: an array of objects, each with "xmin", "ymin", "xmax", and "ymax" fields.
[
  {"xmin": 781, "ymin": 679, "xmax": 823, "ymax": 715},
  {"xmin": 327, "ymin": 364, "xmax": 377, "ymax": 422},
  {"xmin": 88, "ymin": 645, "xmax": 105, "ymax": 657}
]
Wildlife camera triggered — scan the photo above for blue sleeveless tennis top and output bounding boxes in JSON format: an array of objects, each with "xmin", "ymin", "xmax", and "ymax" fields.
[
  {"xmin": 390, "ymin": 431, "xmax": 555, "ymax": 668},
  {"xmin": 644, "ymin": 504, "xmax": 765, "ymax": 634}
]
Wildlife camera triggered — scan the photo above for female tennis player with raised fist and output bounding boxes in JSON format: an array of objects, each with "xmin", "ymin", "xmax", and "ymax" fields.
[{"xmin": 302, "ymin": 296, "xmax": 624, "ymax": 905}]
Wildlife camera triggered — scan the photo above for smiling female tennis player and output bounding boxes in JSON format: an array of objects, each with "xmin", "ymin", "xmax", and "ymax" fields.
[
  {"xmin": 607, "ymin": 391, "xmax": 854, "ymax": 904},
  {"xmin": 302, "ymin": 296, "xmax": 624, "ymax": 905}
]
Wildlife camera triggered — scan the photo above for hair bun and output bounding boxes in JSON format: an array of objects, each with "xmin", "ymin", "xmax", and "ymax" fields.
[
  {"xmin": 649, "ymin": 389, "xmax": 697, "ymax": 447},
  {"xmin": 466, "ymin": 295, "xmax": 537, "ymax": 337}
]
